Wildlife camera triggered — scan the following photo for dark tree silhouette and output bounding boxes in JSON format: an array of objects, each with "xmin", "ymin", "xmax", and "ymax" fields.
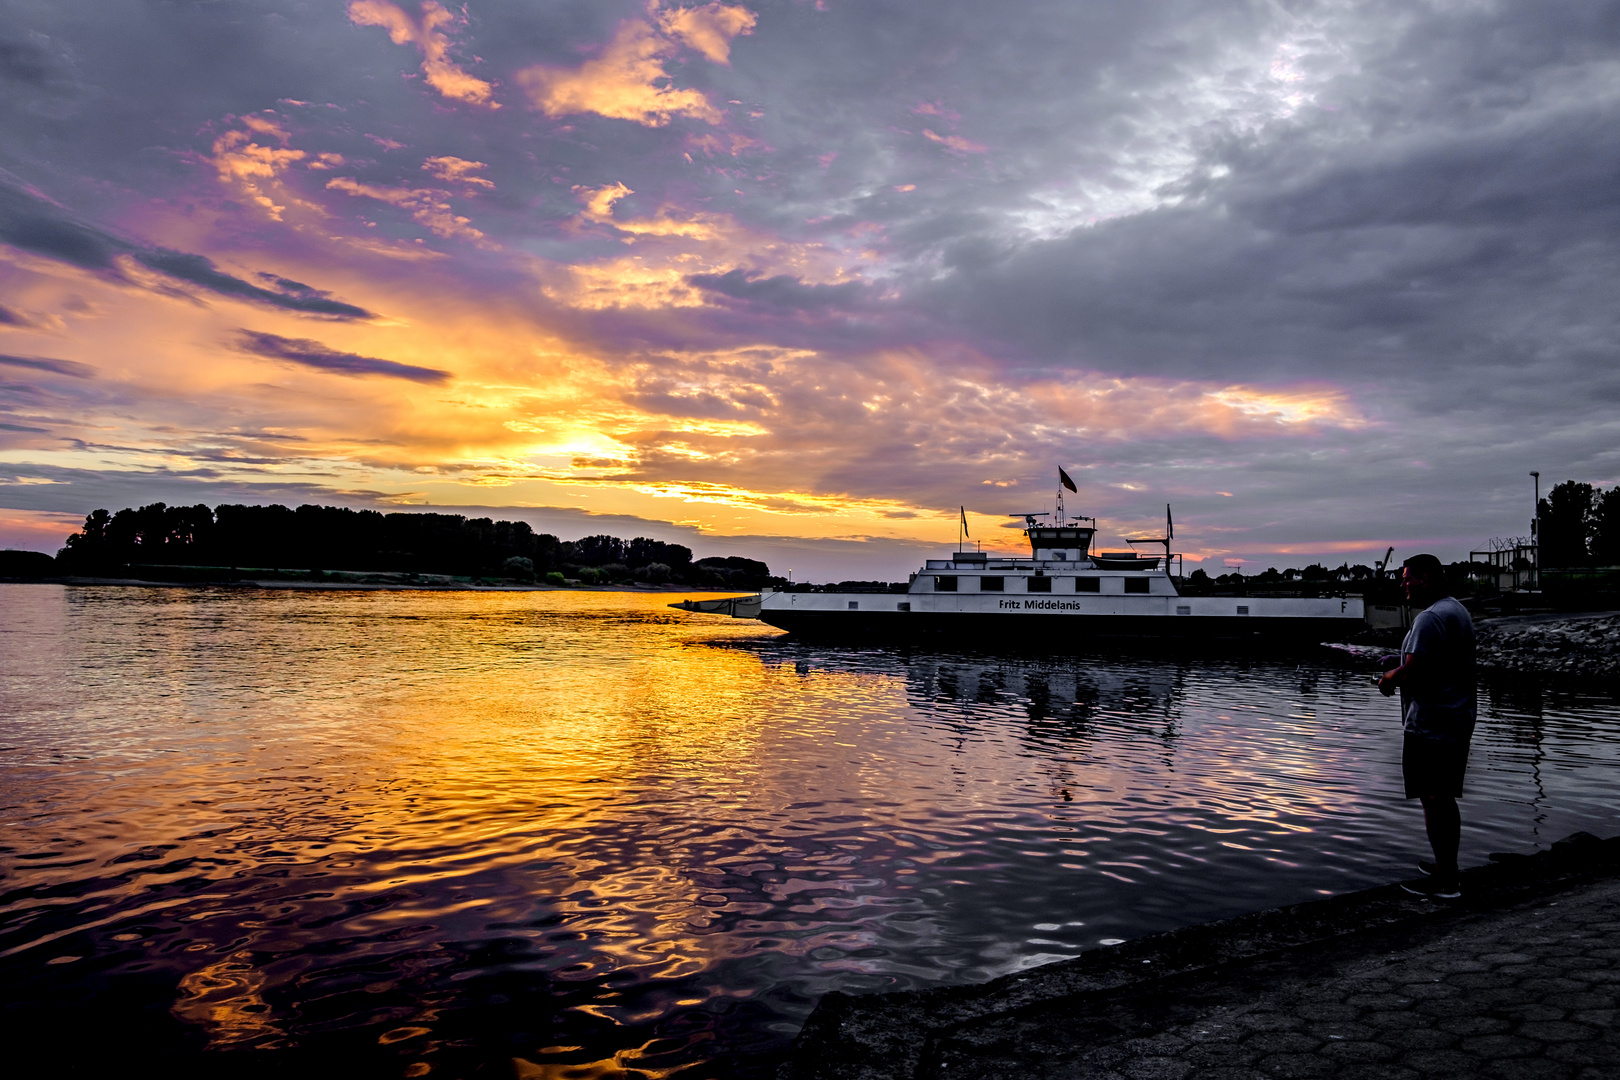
[
  {"xmin": 1590, "ymin": 486, "xmax": 1620, "ymax": 566},
  {"xmin": 1538, "ymin": 481, "xmax": 1596, "ymax": 568},
  {"xmin": 54, "ymin": 503, "xmax": 732, "ymax": 583},
  {"xmin": 693, "ymin": 555, "xmax": 772, "ymax": 588}
]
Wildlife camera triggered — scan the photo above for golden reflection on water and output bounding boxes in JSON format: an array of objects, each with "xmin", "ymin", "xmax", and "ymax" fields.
[
  {"xmin": 172, "ymin": 951, "xmax": 281, "ymax": 1049},
  {"xmin": 2, "ymin": 585, "xmax": 1619, "ymax": 1077}
]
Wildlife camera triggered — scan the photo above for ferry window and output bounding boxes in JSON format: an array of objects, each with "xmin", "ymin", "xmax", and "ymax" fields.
[
  {"xmin": 980, "ymin": 576, "xmax": 1004, "ymax": 591},
  {"xmin": 848, "ymin": 601, "xmax": 859, "ymax": 610},
  {"xmin": 1124, "ymin": 578, "xmax": 1150, "ymax": 594},
  {"xmin": 935, "ymin": 575, "xmax": 957, "ymax": 591},
  {"xmin": 1027, "ymin": 576, "xmax": 1052, "ymax": 593},
  {"xmin": 1075, "ymin": 577, "xmax": 1100, "ymax": 593},
  {"xmin": 1053, "ymin": 551, "xmax": 1067, "ymax": 561},
  {"xmin": 898, "ymin": 602, "xmax": 910, "ymax": 611},
  {"xmin": 1176, "ymin": 605, "xmax": 1192, "ymax": 615},
  {"xmin": 1236, "ymin": 605, "xmax": 1249, "ymax": 615}
]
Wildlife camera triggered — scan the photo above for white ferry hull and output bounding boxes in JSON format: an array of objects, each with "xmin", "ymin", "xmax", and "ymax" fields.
[{"xmin": 756, "ymin": 590, "xmax": 1365, "ymax": 643}]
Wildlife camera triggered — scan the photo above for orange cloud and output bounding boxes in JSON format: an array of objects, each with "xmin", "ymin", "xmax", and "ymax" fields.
[
  {"xmin": 555, "ymin": 258, "xmax": 711, "ymax": 309},
  {"xmin": 572, "ymin": 182, "xmax": 716, "ymax": 239},
  {"xmin": 1013, "ymin": 376, "xmax": 1365, "ymax": 440},
  {"xmin": 517, "ymin": 21, "xmax": 717, "ymax": 126},
  {"xmin": 547, "ymin": 183, "xmax": 863, "ymax": 310},
  {"xmin": 656, "ymin": 2, "xmax": 757, "ymax": 64},
  {"xmin": 208, "ymin": 118, "xmax": 307, "ymax": 220},
  {"xmin": 922, "ymin": 129, "xmax": 987, "ymax": 154},
  {"xmin": 347, "ymin": 0, "xmax": 499, "ymax": 108},
  {"xmin": 326, "ymin": 176, "xmax": 487, "ymax": 242},
  {"xmin": 515, "ymin": 2, "xmax": 755, "ymax": 126},
  {"xmin": 579, "ymin": 182, "xmax": 633, "ymax": 221},
  {"xmin": 1200, "ymin": 386, "xmax": 1368, "ymax": 429},
  {"xmin": 422, "ymin": 156, "xmax": 494, "ymax": 188}
]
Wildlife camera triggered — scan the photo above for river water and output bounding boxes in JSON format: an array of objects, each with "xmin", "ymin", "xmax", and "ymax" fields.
[{"xmin": 2, "ymin": 585, "xmax": 1616, "ymax": 1076}]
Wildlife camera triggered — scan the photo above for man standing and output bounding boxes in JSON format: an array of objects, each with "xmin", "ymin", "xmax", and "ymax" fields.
[{"xmin": 1378, "ymin": 553, "xmax": 1477, "ymax": 899}]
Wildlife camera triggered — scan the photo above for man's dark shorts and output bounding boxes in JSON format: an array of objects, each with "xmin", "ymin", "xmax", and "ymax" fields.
[{"xmin": 1403, "ymin": 733, "xmax": 1470, "ymax": 799}]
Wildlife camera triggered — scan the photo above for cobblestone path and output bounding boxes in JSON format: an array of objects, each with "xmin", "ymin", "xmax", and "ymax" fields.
[{"xmin": 932, "ymin": 877, "xmax": 1620, "ymax": 1079}]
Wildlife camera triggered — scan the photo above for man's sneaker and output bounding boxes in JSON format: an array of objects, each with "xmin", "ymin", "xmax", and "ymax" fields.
[{"xmin": 1401, "ymin": 876, "xmax": 1461, "ymax": 899}]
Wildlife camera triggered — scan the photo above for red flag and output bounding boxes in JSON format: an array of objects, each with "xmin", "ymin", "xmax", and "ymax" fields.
[{"xmin": 1059, "ymin": 467, "xmax": 1077, "ymax": 493}]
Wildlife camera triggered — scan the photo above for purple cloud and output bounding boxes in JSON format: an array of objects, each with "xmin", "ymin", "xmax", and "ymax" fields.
[
  {"xmin": 0, "ymin": 353, "xmax": 96, "ymax": 378},
  {"xmin": 233, "ymin": 330, "xmax": 451, "ymax": 384},
  {"xmin": 0, "ymin": 180, "xmax": 374, "ymax": 319}
]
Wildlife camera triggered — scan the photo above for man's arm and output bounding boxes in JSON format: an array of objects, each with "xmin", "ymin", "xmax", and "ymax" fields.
[
  {"xmin": 1378, "ymin": 651, "xmax": 1427, "ymax": 696},
  {"xmin": 1379, "ymin": 610, "xmax": 1439, "ymax": 696}
]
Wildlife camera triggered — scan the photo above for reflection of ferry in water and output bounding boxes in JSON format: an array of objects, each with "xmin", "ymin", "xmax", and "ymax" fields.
[{"xmin": 675, "ymin": 507, "xmax": 1365, "ymax": 643}]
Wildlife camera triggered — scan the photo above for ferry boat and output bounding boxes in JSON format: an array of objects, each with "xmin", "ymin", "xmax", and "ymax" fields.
[{"xmin": 674, "ymin": 510, "xmax": 1366, "ymax": 643}]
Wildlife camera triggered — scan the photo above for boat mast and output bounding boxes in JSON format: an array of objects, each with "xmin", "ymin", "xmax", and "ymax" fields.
[{"xmin": 1125, "ymin": 505, "xmax": 1176, "ymax": 572}]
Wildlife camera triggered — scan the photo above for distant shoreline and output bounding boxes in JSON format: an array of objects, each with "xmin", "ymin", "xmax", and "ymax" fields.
[{"xmin": 0, "ymin": 575, "xmax": 735, "ymax": 594}]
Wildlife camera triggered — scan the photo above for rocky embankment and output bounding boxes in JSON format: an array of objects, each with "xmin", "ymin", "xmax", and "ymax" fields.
[{"xmin": 1476, "ymin": 612, "xmax": 1620, "ymax": 684}]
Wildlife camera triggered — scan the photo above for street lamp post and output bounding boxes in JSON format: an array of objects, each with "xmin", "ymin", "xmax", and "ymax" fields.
[
  {"xmin": 1530, "ymin": 471, "xmax": 1540, "ymax": 539},
  {"xmin": 1529, "ymin": 471, "xmax": 1541, "ymax": 591}
]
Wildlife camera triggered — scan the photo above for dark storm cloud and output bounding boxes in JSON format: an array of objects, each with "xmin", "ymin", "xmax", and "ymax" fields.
[
  {"xmin": 0, "ymin": 301, "xmax": 28, "ymax": 326},
  {"xmin": 0, "ymin": 180, "xmax": 375, "ymax": 319},
  {"xmin": 234, "ymin": 330, "xmax": 451, "ymax": 384},
  {"xmin": 134, "ymin": 250, "xmax": 375, "ymax": 319},
  {"xmin": 0, "ymin": 353, "xmax": 95, "ymax": 378}
]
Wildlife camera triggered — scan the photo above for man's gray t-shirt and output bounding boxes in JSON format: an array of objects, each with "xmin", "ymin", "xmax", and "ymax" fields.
[{"xmin": 1400, "ymin": 595, "xmax": 1477, "ymax": 741}]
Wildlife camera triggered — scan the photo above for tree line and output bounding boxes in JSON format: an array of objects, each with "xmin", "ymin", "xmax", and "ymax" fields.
[
  {"xmin": 1537, "ymin": 481, "xmax": 1620, "ymax": 568},
  {"xmin": 51, "ymin": 502, "xmax": 776, "ymax": 587},
  {"xmin": 14, "ymin": 480, "xmax": 1617, "ymax": 587}
]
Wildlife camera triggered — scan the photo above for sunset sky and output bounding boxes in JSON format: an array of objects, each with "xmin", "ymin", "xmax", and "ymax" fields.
[{"xmin": 2, "ymin": 0, "xmax": 1617, "ymax": 578}]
